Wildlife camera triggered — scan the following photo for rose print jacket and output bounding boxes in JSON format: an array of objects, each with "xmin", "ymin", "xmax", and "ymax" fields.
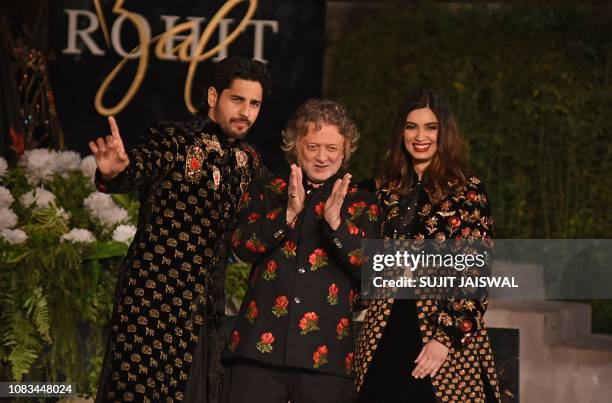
[{"xmin": 223, "ymin": 173, "xmax": 380, "ymax": 378}]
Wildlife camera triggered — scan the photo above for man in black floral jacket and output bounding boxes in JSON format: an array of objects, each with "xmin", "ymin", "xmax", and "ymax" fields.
[{"xmin": 222, "ymin": 99, "xmax": 380, "ymax": 403}]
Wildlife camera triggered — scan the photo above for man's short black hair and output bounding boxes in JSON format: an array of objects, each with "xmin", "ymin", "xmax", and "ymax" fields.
[
  {"xmin": 211, "ymin": 56, "xmax": 271, "ymax": 97},
  {"xmin": 198, "ymin": 57, "xmax": 271, "ymax": 117}
]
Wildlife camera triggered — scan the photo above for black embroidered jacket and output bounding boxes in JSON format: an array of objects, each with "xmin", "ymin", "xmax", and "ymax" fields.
[
  {"xmin": 95, "ymin": 118, "xmax": 263, "ymax": 402},
  {"xmin": 223, "ymin": 174, "xmax": 380, "ymax": 378},
  {"xmin": 354, "ymin": 176, "xmax": 501, "ymax": 402}
]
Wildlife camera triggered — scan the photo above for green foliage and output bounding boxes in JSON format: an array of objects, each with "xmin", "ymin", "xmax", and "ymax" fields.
[
  {"xmin": 326, "ymin": 1, "xmax": 612, "ymax": 331},
  {"xmin": 0, "ymin": 164, "xmax": 135, "ymax": 395},
  {"xmin": 225, "ymin": 260, "xmax": 251, "ymax": 314},
  {"xmin": 327, "ymin": 0, "xmax": 612, "ymax": 239}
]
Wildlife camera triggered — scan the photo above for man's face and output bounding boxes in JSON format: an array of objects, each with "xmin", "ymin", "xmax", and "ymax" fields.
[
  {"xmin": 297, "ymin": 122, "xmax": 345, "ymax": 184},
  {"xmin": 208, "ymin": 78, "xmax": 263, "ymax": 140}
]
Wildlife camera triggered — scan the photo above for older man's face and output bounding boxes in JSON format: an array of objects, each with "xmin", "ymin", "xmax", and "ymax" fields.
[{"xmin": 297, "ymin": 122, "xmax": 345, "ymax": 184}]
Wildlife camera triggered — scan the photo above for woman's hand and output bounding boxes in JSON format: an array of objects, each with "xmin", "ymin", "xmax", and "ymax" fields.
[
  {"xmin": 286, "ymin": 164, "xmax": 305, "ymax": 225},
  {"xmin": 324, "ymin": 173, "xmax": 351, "ymax": 231},
  {"xmin": 412, "ymin": 339, "xmax": 450, "ymax": 379}
]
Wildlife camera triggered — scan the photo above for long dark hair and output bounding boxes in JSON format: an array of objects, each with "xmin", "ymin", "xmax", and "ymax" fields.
[{"xmin": 381, "ymin": 89, "xmax": 468, "ymax": 204}]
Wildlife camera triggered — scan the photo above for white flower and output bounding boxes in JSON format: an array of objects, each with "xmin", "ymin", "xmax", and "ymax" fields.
[
  {"xmin": 0, "ymin": 228, "xmax": 27, "ymax": 244},
  {"xmin": 112, "ymin": 224, "xmax": 137, "ymax": 245},
  {"xmin": 0, "ymin": 185, "xmax": 13, "ymax": 208},
  {"xmin": 0, "ymin": 157, "xmax": 7, "ymax": 178},
  {"xmin": 80, "ymin": 155, "xmax": 98, "ymax": 182},
  {"xmin": 56, "ymin": 151, "xmax": 81, "ymax": 174},
  {"xmin": 20, "ymin": 187, "xmax": 56, "ymax": 209},
  {"xmin": 83, "ymin": 192, "xmax": 128, "ymax": 227},
  {"xmin": 19, "ymin": 149, "xmax": 58, "ymax": 185},
  {"xmin": 0, "ymin": 207, "xmax": 18, "ymax": 229},
  {"xmin": 56, "ymin": 207, "xmax": 71, "ymax": 221},
  {"xmin": 61, "ymin": 228, "xmax": 96, "ymax": 244}
]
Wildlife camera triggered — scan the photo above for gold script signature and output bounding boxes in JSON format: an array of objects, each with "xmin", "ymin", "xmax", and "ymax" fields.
[{"xmin": 93, "ymin": 0, "xmax": 258, "ymax": 116}]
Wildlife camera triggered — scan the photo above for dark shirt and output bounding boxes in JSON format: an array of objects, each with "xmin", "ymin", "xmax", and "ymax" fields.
[{"xmin": 223, "ymin": 173, "xmax": 381, "ymax": 378}]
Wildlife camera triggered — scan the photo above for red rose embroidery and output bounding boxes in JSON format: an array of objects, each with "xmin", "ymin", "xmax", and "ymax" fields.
[
  {"xmin": 272, "ymin": 295, "xmax": 289, "ymax": 318},
  {"xmin": 448, "ymin": 216, "xmax": 462, "ymax": 229},
  {"xmin": 245, "ymin": 234, "xmax": 266, "ymax": 253},
  {"xmin": 308, "ymin": 248, "xmax": 328, "ymax": 271},
  {"xmin": 367, "ymin": 204, "xmax": 379, "ymax": 221},
  {"xmin": 229, "ymin": 330, "xmax": 240, "ymax": 352},
  {"xmin": 348, "ymin": 249, "xmax": 363, "ymax": 266},
  {"xmin": 189, "ymin": 157, "xmax": 201, "ymax": 171},
  {"xmin": 336, "ymin": 317, "xmax": 350, "ymax": 340},
  {"xmin": 345, "ymin": 352, "xmax": 354, "ymax": 373},
  {"xmin": 262, "ymin": 260, "xmax": 277, "ymax": 281},
  {"xmin": 282, "ymin": 241, "xmax": 297, "ymax": 258},
  {"xmin": 466, "ymin": 190, "xmax": 478, "ymax": 203},
  {"xmin": 314, "ymin": 202, "xmax": 325, "ymax": 219},
  {"xmin": 245, "ymin": 300, "xmax": 259, "ymax": 323},
  {"xmin": 348, "ymin": 186, "xmax": 358, "ymax": 195},
  {"xmin": 248, "ymin": 212, "xmax": 260, "ymax": 224},
  {"xmin": 231, "ymin": 229, "xmax": 241, "ymax": 248},
  {"xmin": 459, "ymin": 319, "xmax": 473, "ymax": 333},
  {"xmin": 299, "ymin": 311, "xmax": 320, "ymax": 335},
  {"xmin": 347, "ymin": 201, "xmax": 367, "ymax": 219},
  {"xmin": 313, "ymin": 345, "xmax": 328, "ymax": 368},
  {"xmin": 346, "ymin": 221, "xmax": 360, "ymax": 236},
  {"xmin": 256, "ymin": 332, "xmax": 275, "ymax": 353},
  {"xmin": 267, "ymin": 178, "xmax": 287, "ymax": 194},
  {"xmin": 266, "ymin": 207, "xmax": 282, "ymax": 220},
  {"xmin": 327, "ymin": 283, "xmax": 339, "ymax": 306}
]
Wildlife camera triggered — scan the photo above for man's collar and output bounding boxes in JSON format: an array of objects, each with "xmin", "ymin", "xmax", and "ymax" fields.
[
  {"xmin": 302, "ymin": 171, "xmax": 345, "ymax": 193},
  {"xmin": 200, "ymin": 117, "xmax": 231, "ymax": 143}
]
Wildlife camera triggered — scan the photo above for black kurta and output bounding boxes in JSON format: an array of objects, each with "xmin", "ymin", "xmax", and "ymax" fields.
[
  {"xmin": 95, "ymin": 118, "xmax": 263, "ymax": 402},
  {"xmin": 222, "ymin": 174, "xmax": 380, "ymax": 378}
]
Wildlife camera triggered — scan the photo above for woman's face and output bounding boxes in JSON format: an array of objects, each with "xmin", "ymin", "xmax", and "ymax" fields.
[{"xmin": 403, "ymin": 107, "xmax": 439, "ymax": 166}]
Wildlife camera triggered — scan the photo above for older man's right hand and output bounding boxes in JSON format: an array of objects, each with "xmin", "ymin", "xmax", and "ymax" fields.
[{"xmin": 286, "ymin": 164, "xmax": 305, "ymax": 225}]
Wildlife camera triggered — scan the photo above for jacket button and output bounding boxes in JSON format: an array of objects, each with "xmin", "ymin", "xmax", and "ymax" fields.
[
  {"xmin": 274, "ymin": 229, "xmax": 285, "ymax": 239},
  {"xmin": 293, "ymin": 297, "xmax": 301, "ymax": 304},
  {"xmin": 333, "ymin": 238, "xmax": 342, "ymax": 248},
  {"xmin": 298, "ymin": 267, "xmax": 306, "ymax": 274}
]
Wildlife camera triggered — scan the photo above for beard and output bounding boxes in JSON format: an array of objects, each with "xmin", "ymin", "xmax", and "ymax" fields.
[{"xmin": 222, "ymin": 117, "xmax": 252, "ymax": 140}]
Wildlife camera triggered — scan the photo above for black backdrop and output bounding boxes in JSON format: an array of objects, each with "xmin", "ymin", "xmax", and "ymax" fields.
[{"xmin": 48, "ymin": 0, "xmax": 325, "ymax": 174}]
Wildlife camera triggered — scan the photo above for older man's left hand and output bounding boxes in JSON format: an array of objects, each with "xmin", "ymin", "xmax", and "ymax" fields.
[{"xmin": 324, "ymin": 173, "xmax": 351, "ymax": 230}]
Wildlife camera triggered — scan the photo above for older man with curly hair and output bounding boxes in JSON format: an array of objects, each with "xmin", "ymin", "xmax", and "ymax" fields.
[{"xmin": 221, "ymin": 99, "xmax": 380, "ymax": 403}]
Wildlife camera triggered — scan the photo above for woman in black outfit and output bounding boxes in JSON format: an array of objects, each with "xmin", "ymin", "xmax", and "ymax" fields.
[{"xmin": 355, "ymin": 89, "xmax": 501, "ymax": 402}]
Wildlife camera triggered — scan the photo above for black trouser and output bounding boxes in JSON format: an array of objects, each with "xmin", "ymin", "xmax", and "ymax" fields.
[{"xmin": 222, "ymin": 358, "xmax": 357, "ymax": 403}]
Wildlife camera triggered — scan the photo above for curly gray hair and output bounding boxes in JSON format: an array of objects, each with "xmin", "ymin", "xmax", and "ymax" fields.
[{"xmin": 281, "ymin": 99, "xmax": 359, "ymax": 167}]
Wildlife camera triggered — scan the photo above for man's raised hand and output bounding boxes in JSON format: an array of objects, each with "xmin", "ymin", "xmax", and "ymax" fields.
[
  {"xmin": 286, "ymin": 164, "xmax": 306, "ymax": 225},
  {"xmin": 89, "ymin": 116, "xmax": 130, "ymax": 180},
  {"xmin": 324, "ymin": 173, "xmax": 351, "ymax": 231}
]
